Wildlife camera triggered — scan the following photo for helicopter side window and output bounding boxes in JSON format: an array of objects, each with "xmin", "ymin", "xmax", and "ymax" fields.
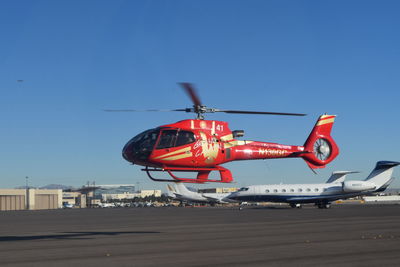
[
  {"xmin": 175, "ymin": 131, "xmax": 195, "ymax": 147},
  {"xmin": 156, "ymin": 130, "xmax": 178, "ymax": 149}
]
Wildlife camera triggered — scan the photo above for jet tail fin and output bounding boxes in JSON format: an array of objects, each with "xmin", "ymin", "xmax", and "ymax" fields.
[
  {"xmin": 364, "ymin": 161, "xmax": 400, "ymax": 190},
  {"xmin": 166, "ymin": 184, "xmax": 176, "ymax": 198},
  {"xmin": 173, "ymin": 182, "xmax": 195, "ymax": 195}
]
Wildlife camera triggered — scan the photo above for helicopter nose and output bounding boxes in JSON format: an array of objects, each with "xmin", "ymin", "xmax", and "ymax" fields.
[{"xmin": 122, "ymin": 143, "xmax": 135, "ymax": 163}]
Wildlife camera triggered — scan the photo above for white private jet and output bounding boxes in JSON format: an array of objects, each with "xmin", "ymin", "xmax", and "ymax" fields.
[
  {"xmin": 227, "ymin": 161, "xmax": 399, "ymax": 209},
  {"xmin": 166, "ymin": 183, "xmax": 235, "ymax": 204}
]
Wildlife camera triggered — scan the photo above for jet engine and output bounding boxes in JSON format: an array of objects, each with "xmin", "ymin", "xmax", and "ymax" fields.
[{"xmin": 342, "ymin": 180, "xmax": 376, "ymax": 193}]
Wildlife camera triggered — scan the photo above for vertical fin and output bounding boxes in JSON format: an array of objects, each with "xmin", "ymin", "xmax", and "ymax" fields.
[{"xmin": 302, "ymin": 115, "xmax": 339, "ymax": 169}]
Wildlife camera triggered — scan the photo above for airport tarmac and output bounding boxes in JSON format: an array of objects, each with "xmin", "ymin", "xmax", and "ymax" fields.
[{"xmin": 0, "ymin": 204, "xmax": 400, "ymax": 266}]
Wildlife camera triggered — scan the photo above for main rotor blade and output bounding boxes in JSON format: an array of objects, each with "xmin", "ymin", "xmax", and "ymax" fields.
[
  {"xmin": 217, "ymin": 110, "xmax": 306, "ymax": 116},
  {"xmin": 104, "ymin": 109, "xmax": 185, "ymax": 112},
  {"xmin": 179, "ymin": 82, "xmax": 202, "ymax": 107}
]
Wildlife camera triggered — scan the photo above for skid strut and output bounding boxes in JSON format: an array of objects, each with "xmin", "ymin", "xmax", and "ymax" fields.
[{"xmin": 142, "ymin": 166, "xmax": 233, "ymax": 183}]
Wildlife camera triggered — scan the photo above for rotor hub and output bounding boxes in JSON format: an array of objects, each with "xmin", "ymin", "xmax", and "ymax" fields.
[
  {"xmin": 318, "ymin": 144, "xmax": 329, "ymax": 154},
  {"xmin": 313, "ymin": 138, "xmax": 331, "ymax": 161}
]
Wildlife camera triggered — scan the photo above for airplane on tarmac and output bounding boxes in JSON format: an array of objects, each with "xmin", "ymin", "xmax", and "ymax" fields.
[
  {"xmin": 166, "ymin": 183, "xmax": 235, "ymax": 204},
  {"xmin": 227, "ymin": 161, "xmax": 399, "ymax": 209}
]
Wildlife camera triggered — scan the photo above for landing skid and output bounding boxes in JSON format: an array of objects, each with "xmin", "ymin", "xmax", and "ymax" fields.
[{"xmin": 142, "ymin": 166, "xmax": 233, "ymax": 183}]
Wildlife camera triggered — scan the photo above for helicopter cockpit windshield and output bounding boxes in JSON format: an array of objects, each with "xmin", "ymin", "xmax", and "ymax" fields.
[
  {"xmin": 122, "ymin": 129, "xmax": 159, "ymax": 162},
  {"xmin": 122, "ymin": 128, "xmax": 196, "ymax": 164}
]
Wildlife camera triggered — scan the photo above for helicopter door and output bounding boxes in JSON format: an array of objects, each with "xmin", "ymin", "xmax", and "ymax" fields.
[
  {"xmin": 156, "ymin": 130, "xmax": 178, "ymax": 149},
  {"xmin": 156, "ymin": 130, "xmax": 196, "ymax": 150},
  {"xmin": 175, "ymin": 130, "xmax": 196, "ymax": 147}
]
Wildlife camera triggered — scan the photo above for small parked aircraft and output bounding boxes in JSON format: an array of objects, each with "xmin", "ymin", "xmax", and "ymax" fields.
[
  {"xmin": 227, "ymin": 161, "xmax": 399, "ymax": 209},
  {"xmin": 166, "ymin": 183, "xmax": 235, "ymax": 204}
]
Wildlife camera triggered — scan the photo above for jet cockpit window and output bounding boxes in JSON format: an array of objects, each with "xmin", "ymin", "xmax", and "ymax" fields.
[{"xmin": 238, "ymin": 187, "xmax": 249, "ymax": 192}]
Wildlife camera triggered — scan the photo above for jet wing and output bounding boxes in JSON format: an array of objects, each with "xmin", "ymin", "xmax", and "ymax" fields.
[
  {"xmin": 202, "ymin": 194, "xmax": 234, "ymax": 203},
  {"xmin": 326, "ymin": 171, "xmax": 359, "ymax": 183},
  {"xmin": 202, "ymin": 195, "xmax": 221, "ymax": 203}
]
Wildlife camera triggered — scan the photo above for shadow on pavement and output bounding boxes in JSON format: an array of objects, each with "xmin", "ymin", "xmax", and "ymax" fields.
[{"xmin": 0, "ymin": 231, "xmax": 161, "ymax": 242}]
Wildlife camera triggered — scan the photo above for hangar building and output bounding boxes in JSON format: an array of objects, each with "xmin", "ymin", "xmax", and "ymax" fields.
[{"xmin": 0, "ymin": 188, "xmax": 62, "ymax": 211}]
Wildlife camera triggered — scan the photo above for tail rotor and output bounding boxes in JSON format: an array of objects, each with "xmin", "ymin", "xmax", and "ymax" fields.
[
  {"xmin": 302, "ymin": 115, "xmax": 339, "ymax": 169},
  {"xmin": 313, "ymin": 138, "xmax": 332, "ymax": 161}
]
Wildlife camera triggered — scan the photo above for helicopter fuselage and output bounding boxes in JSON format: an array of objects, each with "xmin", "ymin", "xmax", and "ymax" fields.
[
  {"xmin": 115, "ymin": 83, "xmax": 338, "ymax": 183},
  {"xmin": 122, "ymin": 119, "xmax": 305, "ymax": 168},
  {"xmin": 122, "ymin": 115, "xmax": 339, "ymax": 184}
]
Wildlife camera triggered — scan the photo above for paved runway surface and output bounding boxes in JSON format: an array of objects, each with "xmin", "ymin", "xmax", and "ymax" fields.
[{"xmin": 1, "ymin": 204, "xmax": 400, "ymax": 266}]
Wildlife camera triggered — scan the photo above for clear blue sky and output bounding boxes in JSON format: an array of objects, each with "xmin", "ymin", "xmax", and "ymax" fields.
[{"xmin": 1, "ymin": 0, "xmax": 400, "ymax": 190}]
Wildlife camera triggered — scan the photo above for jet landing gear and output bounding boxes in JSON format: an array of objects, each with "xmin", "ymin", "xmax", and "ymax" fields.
[
  {"xmin": 290, "ymin": 203, "xmax": 302, "ymax": 208},
  {"xmin": 317, "ymin": 202, "xmax": 331, "ymax": 209}
]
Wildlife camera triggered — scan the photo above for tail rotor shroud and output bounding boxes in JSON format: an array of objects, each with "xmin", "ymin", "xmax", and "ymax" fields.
[{"xmin": 302, "ymin": 115, "xmax": 339, "ymax": 169}]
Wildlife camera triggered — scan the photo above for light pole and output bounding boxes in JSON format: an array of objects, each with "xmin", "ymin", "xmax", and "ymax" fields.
[
  {"xmin": 25, "ymin": 176, "xmax": 29, "ymax": 210},
  {"xmin": 136, "ymin": 182, "xmax": 140, "ymax": 192}
]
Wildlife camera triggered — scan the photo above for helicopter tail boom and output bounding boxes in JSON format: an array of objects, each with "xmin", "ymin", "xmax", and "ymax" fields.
[{"xmin": 301, "ymin": 115, "xmax": 339, "ymax": 169}]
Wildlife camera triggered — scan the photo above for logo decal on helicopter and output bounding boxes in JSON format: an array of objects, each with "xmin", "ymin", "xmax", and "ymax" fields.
[{"xmin": 198, "ymin": 132, "xmax": 219, "ymax": 163}]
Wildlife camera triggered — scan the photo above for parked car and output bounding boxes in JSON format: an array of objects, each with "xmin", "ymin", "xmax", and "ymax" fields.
[{"xmin": 63, "ymin": 203, "xmax": 74, "ymax": 209}]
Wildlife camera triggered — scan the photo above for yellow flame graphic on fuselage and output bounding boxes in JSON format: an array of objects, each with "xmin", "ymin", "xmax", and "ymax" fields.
[{"xmin": 199, "ymin": 132, "xmax": 219, "ymax": 164}]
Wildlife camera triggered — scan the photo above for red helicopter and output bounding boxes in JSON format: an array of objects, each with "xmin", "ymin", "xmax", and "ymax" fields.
[{"xmin": 107, "ymin": 83, "xmax": 339, "ymax": 183}]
